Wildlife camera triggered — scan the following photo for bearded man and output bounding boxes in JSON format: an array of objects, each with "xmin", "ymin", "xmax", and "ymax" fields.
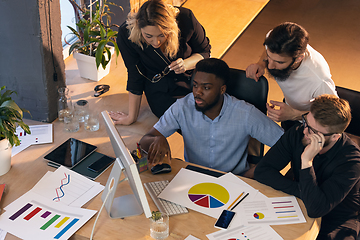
[{"xmin": 246, "ymin": 22, "xmax": 338, "ymax": 130}]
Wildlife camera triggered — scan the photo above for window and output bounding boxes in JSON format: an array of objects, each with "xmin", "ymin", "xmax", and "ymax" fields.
[{"xmin": 60, "ymin": 0, "xmax": 82, "ymax": 59}]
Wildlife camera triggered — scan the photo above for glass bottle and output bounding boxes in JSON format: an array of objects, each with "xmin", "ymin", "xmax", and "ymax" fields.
[{"xmin": 58, "ymin": 87, "xmax": 72, "ymax": 121}]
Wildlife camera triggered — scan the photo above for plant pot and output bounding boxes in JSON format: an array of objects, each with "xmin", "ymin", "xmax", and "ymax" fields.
[
  {"xmin": 0, "ymin": 138, "xmax": 12, "ymax": 176},
  {"xmin": 73, "ymin": 47, "xmax": 114, "ymax": 81}
]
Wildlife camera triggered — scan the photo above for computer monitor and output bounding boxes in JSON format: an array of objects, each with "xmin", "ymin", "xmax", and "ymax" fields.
[{"xmin": 101, "ymin": 110, "xmax": 152, "ymax": 219}]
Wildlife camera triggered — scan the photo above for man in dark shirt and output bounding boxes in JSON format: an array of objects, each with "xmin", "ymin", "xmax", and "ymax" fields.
[{"xmin": 255, "ymin": 94, "xmax": 360, "ymax": 240}]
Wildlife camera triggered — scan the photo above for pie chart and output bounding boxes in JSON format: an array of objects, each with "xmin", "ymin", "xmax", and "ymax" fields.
[
  {"xmin": 253, "ymin": 212, "xmax": 265, "ymax": 219},
  {"xmin": 188, "ymin": 182, "xmax": 229, "ymax": 208}
]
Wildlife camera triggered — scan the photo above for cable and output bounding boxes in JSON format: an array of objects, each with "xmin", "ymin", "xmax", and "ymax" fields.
[{"xmin": 90, "ymin": 177, "xmax": 115, "ymax": 240}]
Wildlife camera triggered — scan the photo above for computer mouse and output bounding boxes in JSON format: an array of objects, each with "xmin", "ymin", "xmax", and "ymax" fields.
[{"xmin": 151, "ymin": 163, "xmax": 172, "ymax": 175}]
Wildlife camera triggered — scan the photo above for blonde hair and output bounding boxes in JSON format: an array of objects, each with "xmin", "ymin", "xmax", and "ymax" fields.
[
  {"xmin": 127, "ymin": 0, "xmax": 180, "ymax": 58},
  {"xmin": 310, "ymin": 94, "xmax": 351, "ymax": 134}
]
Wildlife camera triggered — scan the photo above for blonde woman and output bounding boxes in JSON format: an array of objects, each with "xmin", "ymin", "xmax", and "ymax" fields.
[{"xmin": 109, "ymin": 0, "xmax": 211, "ymax": 125}]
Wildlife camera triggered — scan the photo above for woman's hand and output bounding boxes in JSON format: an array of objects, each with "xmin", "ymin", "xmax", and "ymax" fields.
[
  {"xmin": 169, "ymin": 58, "xmax": 186, "ymax": 74},
  {"xmin": 109, "ymin": 111, "xmax": 135, "ymax": 125}
]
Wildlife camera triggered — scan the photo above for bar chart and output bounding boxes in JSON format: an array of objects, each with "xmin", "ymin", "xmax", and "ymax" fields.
[{"xmin": 0, "ymin": 191, "xmax": 96, "ymax": 240}]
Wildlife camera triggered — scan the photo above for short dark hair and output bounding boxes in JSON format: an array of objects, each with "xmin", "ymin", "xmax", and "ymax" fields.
[
  {"xmin": 194, "ymin": 58, "xmax": 230, "ymax": 85},
  {"xmin": 310, "ymin": 94, "xmax": 351, "ymax": 134},
  {"xmin": 264, "ymin": 22, "xmax": 309, "ymax": 58}
]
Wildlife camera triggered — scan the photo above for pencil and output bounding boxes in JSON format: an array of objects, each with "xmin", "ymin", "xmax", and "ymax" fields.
[
  {"xmin": 230, "ymin": 192, "xmax": 249, "ymax": 211},
  {"xmin": 227, "ymin": 192, "xmax": 244, "ymax": 210}
]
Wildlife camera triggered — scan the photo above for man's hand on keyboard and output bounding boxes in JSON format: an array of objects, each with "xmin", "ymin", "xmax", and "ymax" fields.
[{"xmin": 147, "ymin": 136, "xmax": 172, "ymax": 166}]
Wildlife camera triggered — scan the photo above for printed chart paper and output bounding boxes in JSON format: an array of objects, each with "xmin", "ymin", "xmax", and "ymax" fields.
[
  {"xmin": 238, "ymin": 196, "xmax": 306, "ymax": 225},
  {"xmin": 0, "ymin": 229, "xmax": 6, "ymax": 240},
  {"xmin": 0, "ymin": 191, "xmax": 96, "ymax": 240},
  {"xmin": 219, "ymin": 173, "xmax": 267, "ymax": 200},
  {"xmin": 206, "ymin": 224, "xmax": 283, "ymax": 240},
  {"xmin": 158, "ymin": 168, "xmax": 256, "ymax": 218},
  {"xmin": 12, "ymin": 124, "xmax": 53, "ymax": 156},
  {"xmin": 31, "ymin": 166, "xmax": 104, "ymax": 207},
  {"xmin": 184, "ymin": 235, "xmax": 201, "ymax": 240}
]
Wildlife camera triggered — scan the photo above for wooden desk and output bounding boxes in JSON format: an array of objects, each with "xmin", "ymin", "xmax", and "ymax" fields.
[{"xmin": 1, "ymin": 120, "xmax": 320, "ymax": 240}]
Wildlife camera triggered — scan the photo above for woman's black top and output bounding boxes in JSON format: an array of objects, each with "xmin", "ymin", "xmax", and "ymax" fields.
[{"xmin": 117, "ymin": 6, "xmax": 211, "ymax": 118}]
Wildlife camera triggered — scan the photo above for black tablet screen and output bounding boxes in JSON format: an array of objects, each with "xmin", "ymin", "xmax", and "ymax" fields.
[{"xmin": 44, "ymin": 138, "xmax": 97, "ymax": 168}]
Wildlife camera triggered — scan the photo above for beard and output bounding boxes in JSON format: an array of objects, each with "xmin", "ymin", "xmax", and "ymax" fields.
[
  {"xmin": 195, "ymin": 93, "xmax": 221, "ymax": 113},
  {"xmin": 302, "ymin": 136, "xmax": 331, "ymax": 148},
  {"xmin": 266, "ymin": 59, "xmax": 296, "ymax": 81}
]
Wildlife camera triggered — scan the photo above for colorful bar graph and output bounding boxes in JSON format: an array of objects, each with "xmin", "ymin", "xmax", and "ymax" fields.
[
  {"xmin": 54, "ymin": 218, "xmax": 79, "ymax": 239},
  {"xmin": 41, "ymin": 211, "xmax": 51, "ymax": 218},
  {"xmin": 40, "ymin": 215, "xmax": 60, "ymax": 230},
  {"xmin": 9, "ymin": 203, "xmax": 33, "ymax": 220},
  {"xmin": 55, "ymin": 217, "xmax": 70, "ymax": 228},
  {"xmin": 24, "ymin": 207, "xmax": 42, "ymax": 220}
]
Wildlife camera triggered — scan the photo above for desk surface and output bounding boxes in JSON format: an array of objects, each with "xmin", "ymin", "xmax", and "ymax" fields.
[{"xmin": 1, "ymin": 119, "xmax": 320, "ymax": 240}]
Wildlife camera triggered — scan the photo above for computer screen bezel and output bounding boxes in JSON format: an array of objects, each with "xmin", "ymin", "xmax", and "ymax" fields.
[{"xmin": 101, "ymin": 110, "xmax": 152, "ymax": 218}]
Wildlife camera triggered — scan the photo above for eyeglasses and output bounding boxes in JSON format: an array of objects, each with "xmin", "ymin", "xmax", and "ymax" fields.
[
  {"xmin": 301, "ymin": 113, "xmax": 336, "ymax": 136},
  {"xmin": 152, "ymin": 66, "xmax": 171, "ymax": 83}
]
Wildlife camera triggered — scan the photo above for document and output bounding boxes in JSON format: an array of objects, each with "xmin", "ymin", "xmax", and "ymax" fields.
[
  {"xmin": 184, "ymin": 235, "xmax": 201, "ymax": 240},
  {"xmin": 219, "ymin": 173, "xmax": 267, "ymax": 200},
  {"xmin": 12, "ymin": 124, "xmax": 53, "ymax": 156},
  {"xmin": 237, "ymin": 196, "xmax": 306, "ymax": 226},
  {"xmin": 207, "ymin": 224, "xmax": 283, "ymax": 240},
  {"xmin": 0, "ymin": 229, "xmax": 6, "ymax": 240},
  {"xmin": 31, "ymin": 166, "xmax": 104, "ymax": 208},
  {"xmin": 158, "ymin": 168, "xmax": 257, "ymax": 218},
  {"xmin": 0, "ymin": 191, "xmax": 96, "ymax": 240}
]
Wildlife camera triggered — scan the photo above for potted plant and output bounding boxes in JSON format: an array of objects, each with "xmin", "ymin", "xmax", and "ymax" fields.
[
  {"xmin": 66, "ymin": 0, "xmax": 121, "ymax": 81},
  {"xmin": 0, "ymin": 86, "xmax": 31, "ymax": 176}
]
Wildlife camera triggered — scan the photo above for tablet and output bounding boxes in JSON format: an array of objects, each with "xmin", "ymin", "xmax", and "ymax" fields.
[{"xmin": 44, "ymin": 138, "xmax": 97, "ymax": 168}]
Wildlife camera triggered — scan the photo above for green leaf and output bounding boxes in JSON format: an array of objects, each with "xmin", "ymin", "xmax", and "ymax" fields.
[
  {"xmin": 150, "ymin": 211, "xmax": 162, "ymax": 221},
  {"xmin": 0, "ymin": 86, "xmax": 30, "ymax": 147},
  {"xmin": 95, "ymin": 41, "xmax": 107, "ymax": 69}
]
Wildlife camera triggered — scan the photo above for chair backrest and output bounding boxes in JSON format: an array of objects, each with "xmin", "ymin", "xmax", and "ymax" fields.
[
  {"xmin": 226, "ymin": 68, "xmax": 269, "ymax": 163},
  {"xmin": 336, "ymin": 86, "xmax": 360, "ymax": 146},
  {"xmin": 226, "ymin": 68, "xmax": 268, "ymax": 114}
]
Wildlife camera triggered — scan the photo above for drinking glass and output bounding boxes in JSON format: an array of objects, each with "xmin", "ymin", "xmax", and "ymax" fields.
[
  {"xmin": 63, "ymin": 110, "xmax": 80, "ymax": 132},
  {"xmin": 149, "ymin": 212, "xmax": 169, "ymax": 239},
  {"xmin": 75, "ymin": 100, "xmax": 89, "ymax": 122},
  {"xmin": 84, "ymin": 113, "xmax": 100, "ymax": 131}
]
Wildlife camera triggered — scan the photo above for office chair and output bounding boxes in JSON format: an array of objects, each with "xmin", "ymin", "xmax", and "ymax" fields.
[
  {"xmin": 336, "ymin": 86, "xmax": 360, "ymax": 147},
  {"xmin": 226, "ymin": 68, "xmax": 269, "ymax": 164}
]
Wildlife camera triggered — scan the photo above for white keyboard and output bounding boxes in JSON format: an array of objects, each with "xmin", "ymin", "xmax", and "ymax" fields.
[{"xmin": 144, "ymin": 180, "xmax": 188, "ymax": 216}]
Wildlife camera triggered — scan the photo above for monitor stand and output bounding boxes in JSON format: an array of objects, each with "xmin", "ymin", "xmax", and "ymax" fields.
[{"xmin": 101, "ymin": 158, "xmax": 143, "ymax": 218}]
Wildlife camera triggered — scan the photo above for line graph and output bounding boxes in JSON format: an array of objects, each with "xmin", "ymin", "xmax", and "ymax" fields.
[
  {"xmin": 48, "ymin": 171, "xmax": 96, "ymax": 205},
  {"xmin": 30, "ymin": 166, "xmax": 104, "ymax": 208},
  {"xmin": 53, "ymin": 173, "xmax": 70, "ymax": 202}
]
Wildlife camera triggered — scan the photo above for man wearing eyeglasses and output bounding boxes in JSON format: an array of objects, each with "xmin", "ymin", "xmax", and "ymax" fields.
[
  {"xmin": 254, "ymin": 94, "xmax": 360, "ymax": 240},
  {"xmin": 246, "ymin": 22, "xmax": 338, "ymax": 130},
  {"xmin": 139, "ymin": 58, "xmax": 284, "ymax": 178}
]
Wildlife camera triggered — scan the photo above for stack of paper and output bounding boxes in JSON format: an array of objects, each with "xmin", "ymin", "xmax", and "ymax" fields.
[{"xmin": 0, "ymin": 166, "xmax": 104, "ymax": 240}]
